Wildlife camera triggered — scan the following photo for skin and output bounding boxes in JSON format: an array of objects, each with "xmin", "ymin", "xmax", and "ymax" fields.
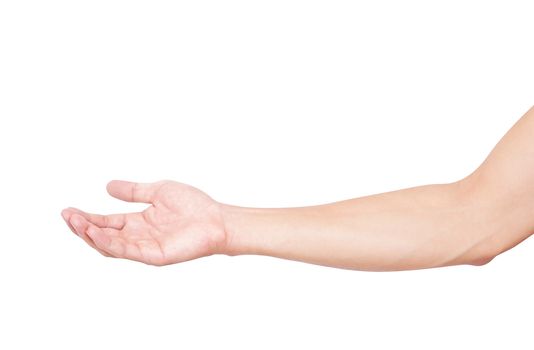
[{"xmin": 62, "ymin": 105, "xmax": 534, "ymax": 271}]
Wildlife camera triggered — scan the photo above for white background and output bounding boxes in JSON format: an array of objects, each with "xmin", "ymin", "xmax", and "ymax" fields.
[{"xmin": 1, "ymin": 1, "xmax": 533, "ymax": 349}]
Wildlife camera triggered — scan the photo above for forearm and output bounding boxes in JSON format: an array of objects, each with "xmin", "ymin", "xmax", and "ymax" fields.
[
  {"xmin": 221, "ymin": 107, "xmax": 534, "ymax": 271},
  {"xmin": 221, "ymin": 181, "xmax": 491, "ymax": 271}
]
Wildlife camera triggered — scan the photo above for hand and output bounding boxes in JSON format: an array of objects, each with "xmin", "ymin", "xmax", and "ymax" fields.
[{"xmin": 61, "ymin": 180, "xmax": 228, "ymax": 266}]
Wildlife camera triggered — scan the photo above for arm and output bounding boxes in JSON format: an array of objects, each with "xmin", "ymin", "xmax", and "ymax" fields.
[
  {"xmin": 222, "ymin": 183, "xmax": 477, "ymax": 271},
  {"xmin": 61, "ymin": 106, "xmax": 534, "ymax": 270},
  {"xmin": 225, "ymin": 102, "xmax": 534, "ymax": 271}
]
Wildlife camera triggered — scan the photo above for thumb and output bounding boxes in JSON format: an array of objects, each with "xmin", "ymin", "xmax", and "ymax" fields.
[{"xmin": 106, "ymin": 180, "xmax": 162, "ymax": 203}]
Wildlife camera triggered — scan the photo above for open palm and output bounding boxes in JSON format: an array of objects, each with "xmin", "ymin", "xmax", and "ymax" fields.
[{"xmin": 61, "ymin": 180, "xmax": 228, "ymax": 265}]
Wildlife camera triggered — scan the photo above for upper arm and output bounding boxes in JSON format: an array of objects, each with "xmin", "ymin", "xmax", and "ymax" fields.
[{"xmin": 456, "ymin": 105, "xmax": 534, "ymax": 264}]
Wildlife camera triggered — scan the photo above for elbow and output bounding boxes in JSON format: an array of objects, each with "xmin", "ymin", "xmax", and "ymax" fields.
[
  {"xmin": 450, "ymin": 171, "xmax": 534, "ymax": 268},
  {"xmin": 449, "ymin": 177, "xmax": 504, "ymax": 267},
  {"xmin": 450, "ymin": 238, "xmax": 500, "ymax": 267},
  {"xmin": 455, "ymin": 239, "xmax": 501, "ymax": 267},
  {"xmin": 467, "ymin": 253, "xmax": 497, "ymax": 266}
]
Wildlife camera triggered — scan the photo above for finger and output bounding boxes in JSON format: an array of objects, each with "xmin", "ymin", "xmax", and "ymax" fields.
[
  {"xmin": 63, "ymin": 207, "xmax": 126, "ymax": 230},
  {"xmin": 61, "ymin": 209, "xmax": 78, "ymax": 235},
  {"xmin": 68, "ymin": 214, "xmax": 112, "ymax": 257},
  {"xmin": 106, "ymin": 180, "xmax": 163, "ymax": 203},
  {"xmin": 68, "ymin": 213, "xmax": 113, "ymax": 257},
  {"xmin": 86, "ymin": 225, "xmax": 147, "ymax": 264}
]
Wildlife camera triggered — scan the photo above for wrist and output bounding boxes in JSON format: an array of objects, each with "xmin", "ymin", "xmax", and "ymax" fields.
[
  {"xmin": 220, "ymin": 204, "xmax": 253, "ymax": 256},
  {"xmin": 220, "ymin": 204, "xmax": 278, "ymax": 257}
]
